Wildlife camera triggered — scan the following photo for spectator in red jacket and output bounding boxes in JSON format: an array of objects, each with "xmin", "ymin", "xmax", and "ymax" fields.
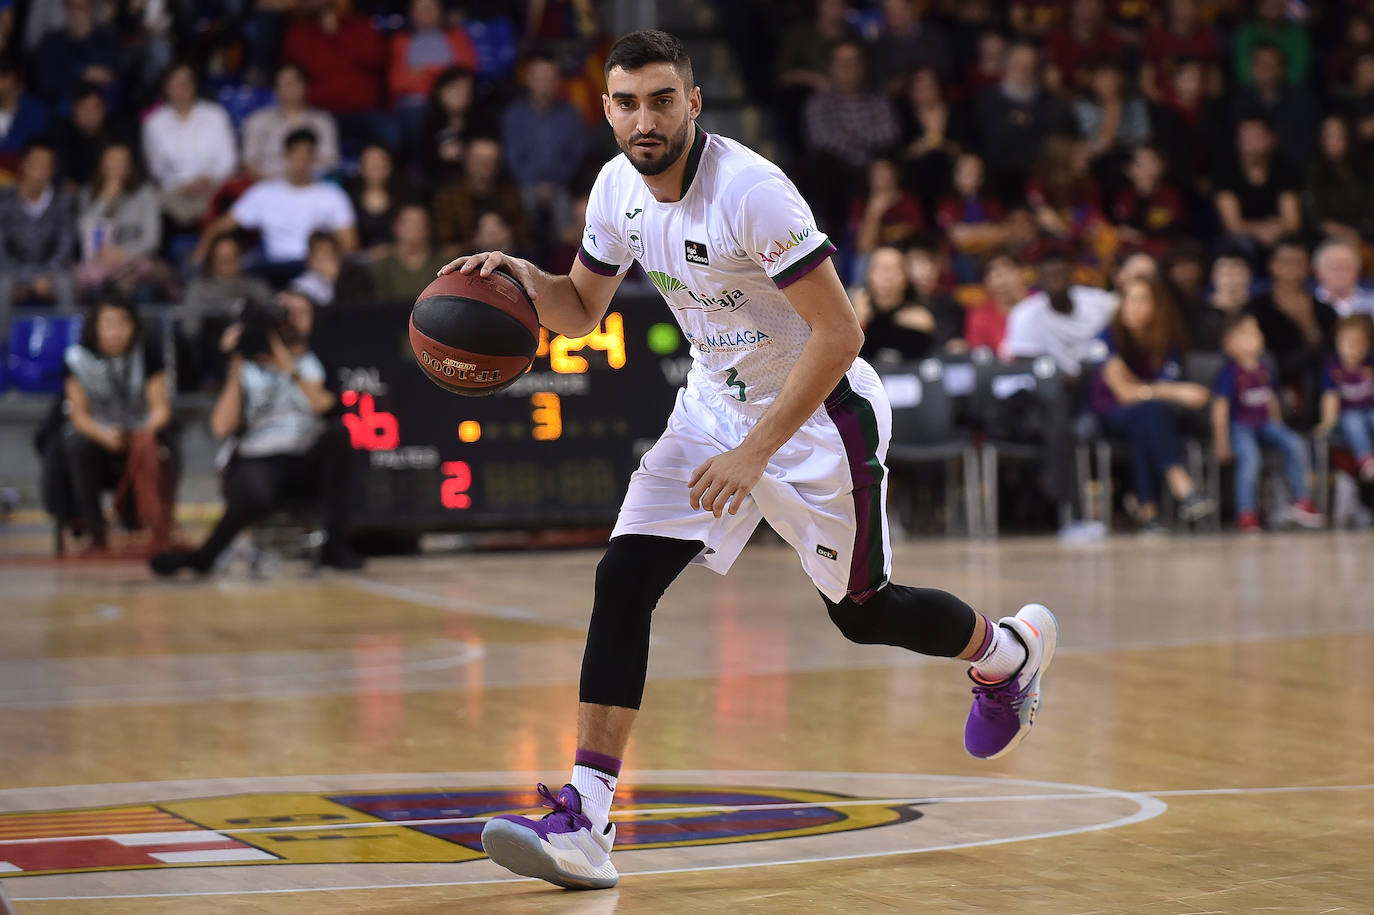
[
  {"xmin": 284, "ymin": 0, "xmax": 389, "ymax": 150},
  {"xmin": 965, "ymin": 249, "xmax": 1029, "ymax": 353},
  {"xmin": 389, "ymin": 0, "xmax": 478, "ymax": 148}
]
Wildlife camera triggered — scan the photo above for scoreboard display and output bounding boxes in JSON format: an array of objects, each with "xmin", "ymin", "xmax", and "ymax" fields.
[{"xmin": 316, "ymin": 292, "xmax": 687, "ymax": 531}]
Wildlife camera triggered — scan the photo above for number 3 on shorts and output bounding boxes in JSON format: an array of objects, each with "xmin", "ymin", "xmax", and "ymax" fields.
[{"xmin": 724, "ymin": 368, "xmax": 747, "ymax": 402}]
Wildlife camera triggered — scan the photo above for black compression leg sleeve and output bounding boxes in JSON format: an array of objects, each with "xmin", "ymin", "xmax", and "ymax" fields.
[
  {"xmin": 822, "ymin": 583, "xmax": 978, "ymax": 658},
  {"xmin": 579, "ymin": 534, "xmax": 704, "ymax": 709}
]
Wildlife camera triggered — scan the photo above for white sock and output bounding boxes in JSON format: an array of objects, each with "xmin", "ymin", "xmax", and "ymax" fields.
[
  {"xmin": 972, "ymin": 623, "xmax": 1027, "ymax": 682},
  {"xmin": 570, "ymin": 764, "xmax": 617, "ymax": 830}
]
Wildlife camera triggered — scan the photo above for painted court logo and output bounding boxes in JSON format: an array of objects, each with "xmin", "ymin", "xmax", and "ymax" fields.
[
  {"xmin": 0, "ymin": 785, "xmax": 914, "ymax": 877},
  {"xmin": 0, "ymin": 772, "xmax": 1165, "ymax": 897}
]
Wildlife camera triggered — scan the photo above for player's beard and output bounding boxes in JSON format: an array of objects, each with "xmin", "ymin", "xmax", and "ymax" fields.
[{"xmin": 619, "ymin": 116, "xmax": 693, "ymax": 177}]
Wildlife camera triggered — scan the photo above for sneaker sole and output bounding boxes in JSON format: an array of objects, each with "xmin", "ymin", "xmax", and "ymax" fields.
[
  {"xmin": 979, "ymin": 604, "xmax": 1059, "ymax": 761},
  {"xmin": 480, "ymin": 819, "xmax": 618, "ymax": 890}
]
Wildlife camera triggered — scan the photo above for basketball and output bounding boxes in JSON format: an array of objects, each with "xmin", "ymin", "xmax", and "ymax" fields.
[{"xmin": 408, "ymin": 268, "xmax": 540, "ymax": 396}]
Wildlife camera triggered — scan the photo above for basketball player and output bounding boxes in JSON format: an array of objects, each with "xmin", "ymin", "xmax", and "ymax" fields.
[{"xmin": 441, "ymin": 30, "xmax": 1057, "ymax": 890}]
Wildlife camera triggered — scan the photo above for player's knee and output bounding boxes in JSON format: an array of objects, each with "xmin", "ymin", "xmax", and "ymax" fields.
[
  {"xmin": 823, "ymin": 594, "xmax": 883, "ymax": 645},
  {"xmin": 591, "ymin": 541, "xmax": 657, "ymax": 632}
]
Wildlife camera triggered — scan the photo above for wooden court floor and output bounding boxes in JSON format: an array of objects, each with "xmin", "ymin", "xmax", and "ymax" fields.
[{"xmin": 1, "ymin": 531, "xmax": 1371, "ymax": 913}]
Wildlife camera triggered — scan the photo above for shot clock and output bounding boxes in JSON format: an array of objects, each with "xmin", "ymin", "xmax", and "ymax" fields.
[{"xmin": 314, "ymin": 295, "xmax": 683, "ymax": 532}]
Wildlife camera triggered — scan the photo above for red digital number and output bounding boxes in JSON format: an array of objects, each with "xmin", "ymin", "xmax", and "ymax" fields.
[
  {"xmin": 440, "ymin": 461, "xmax": 473, "ymax": 510},
  {"xmin": 341, "ymin": 390, "xmax": 400, "ymax": 451}
]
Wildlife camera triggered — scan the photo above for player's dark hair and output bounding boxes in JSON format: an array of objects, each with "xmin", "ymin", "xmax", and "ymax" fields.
[
  {"xmin": 283, "ymin": 127, "xmax": 319, "ymax": 152},
  {"xmin": 604, "ymin": 29, "xmax": 695, "ymax": 89}
]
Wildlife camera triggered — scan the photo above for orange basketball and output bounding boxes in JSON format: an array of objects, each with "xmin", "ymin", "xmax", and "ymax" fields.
[{"xmin": 408, "ymin": 269, "xmax": 540, "ymax": 396}]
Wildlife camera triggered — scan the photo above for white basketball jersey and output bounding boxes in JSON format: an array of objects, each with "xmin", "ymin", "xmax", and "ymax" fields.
[{"xmin": 578, "ymin": 127, "xmax": 837, "ymax": 413}]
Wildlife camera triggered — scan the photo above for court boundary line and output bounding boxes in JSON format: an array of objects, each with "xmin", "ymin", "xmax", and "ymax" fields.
[
  {"xmin": 0, "ymin": 642, "xmax": 487, "ymax": 711},
  {"xmin": 344, "ymin": 578, "xmax": 588, "ymax": 631}
]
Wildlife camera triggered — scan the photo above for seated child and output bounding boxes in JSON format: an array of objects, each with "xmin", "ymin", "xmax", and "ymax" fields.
[
  {"xmin": 1319, "ymin": 314, "xmax": 1374, "ymax": 481},
  {"xmin": 1212, "ymin": 313, "xmax": 1323, "ymax": 531}
]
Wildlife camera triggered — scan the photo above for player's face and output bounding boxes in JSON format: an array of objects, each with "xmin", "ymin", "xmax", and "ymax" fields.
[{"xmin": 604, "ymin": 62, "xmax": 701, "ymax": 178}]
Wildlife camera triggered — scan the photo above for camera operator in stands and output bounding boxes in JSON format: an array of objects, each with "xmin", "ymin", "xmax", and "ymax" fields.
[
  {"xmin": 149, "ymin": 291, "xmax": 363, "ymax": 576},
  {"xmin": 40, "ymin": 294, "xmax": 175, "ymax": 552}
]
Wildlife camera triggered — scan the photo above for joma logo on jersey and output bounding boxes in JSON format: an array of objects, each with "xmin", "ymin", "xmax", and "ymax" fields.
[
  {"xmin": 758, "ymin": 225, "xmax": 816, "ymax": 264},
  {"xmin": 687, "ymin": 328, "xmax": 772, "ymax": 353}
]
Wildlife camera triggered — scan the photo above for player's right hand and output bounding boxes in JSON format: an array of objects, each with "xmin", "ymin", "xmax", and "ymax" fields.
[{"xmin": 439, "ymin": 251, "xmax": 539, "ymax": 302}]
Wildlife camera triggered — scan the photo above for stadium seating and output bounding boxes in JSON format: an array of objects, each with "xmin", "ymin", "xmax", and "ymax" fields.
[{"xmin": 6, "ymin": 316, "xmax": 83, "ymax": 395}]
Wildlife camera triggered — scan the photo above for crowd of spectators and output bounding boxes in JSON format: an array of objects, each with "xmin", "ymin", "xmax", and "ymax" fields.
[
  {"xmin": 767, "ymin": 0, "xmax": 1374, "ymax": 529},
  {"xmin": 781, "ymin": 1, "xmax": 1374, "ymax": 355},
  {"xmin": 8, "ymin": 0, "xmax": 1374, "ymax": 540},
  {"xmin": 0, "ymin": 0, "xmax": 604, "ymax": 365}
]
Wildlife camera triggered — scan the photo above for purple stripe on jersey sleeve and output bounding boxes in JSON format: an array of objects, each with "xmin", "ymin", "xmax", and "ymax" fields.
[
  {"xmin": 578, "ymin": 244, "xmax": 621, "ymax": 277},
  {"xmin": 773, "ymin": 240, "xmax": 838, "ymax": 289}
]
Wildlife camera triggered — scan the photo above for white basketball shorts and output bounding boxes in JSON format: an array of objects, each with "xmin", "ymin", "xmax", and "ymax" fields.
[{"xmin": 612, "ymin": 359, "xmax": 892, "ymax": 603}]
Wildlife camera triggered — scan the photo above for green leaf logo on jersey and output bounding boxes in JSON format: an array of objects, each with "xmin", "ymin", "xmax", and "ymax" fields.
[{"xmin": 648, "ymin": 271, "xmax": 688, "ymax": 295}]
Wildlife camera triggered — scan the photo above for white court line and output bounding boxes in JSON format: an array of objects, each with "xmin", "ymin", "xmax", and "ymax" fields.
[
  {"xmin": 345, "ymin": 577, "xmax": 588, "ymax": 631},
  {"xmin": 0, "ymin": 791, "xmax": 1151, "ymax": 845},
  {"xmin": 3, "ymin": 782, "xmax": 1371, "ymax": 847}
]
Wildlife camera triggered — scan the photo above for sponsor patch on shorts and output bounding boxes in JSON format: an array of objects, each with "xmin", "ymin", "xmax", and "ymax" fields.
[{"xmin": 816, "ymin": 544, "xmax": 838, "ymax": 561}]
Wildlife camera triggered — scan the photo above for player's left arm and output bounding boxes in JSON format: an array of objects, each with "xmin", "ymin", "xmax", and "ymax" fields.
[{"xmin": 688, "ymin": 259, "xmax": 863, "ymax": 517}]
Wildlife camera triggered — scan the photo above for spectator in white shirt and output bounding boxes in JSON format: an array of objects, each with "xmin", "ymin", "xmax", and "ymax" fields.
[
  {"xmin": 240, "ymin": 63, "xmax": 340, "ymax": 181},
  {"xmin": 1313, "ymin": 238, "xmax": 1374, "ymax": 317},
  {"xmin": 141, "ymin": 61, "xmax": 237, "ymax": 229},
  {"xmin": 1002, "ymin": 248, "xmax": 1119, "ymax": 376},
  {"xmin": 194, "ymin": 128, "xmax": 357, "ymax": 281}
]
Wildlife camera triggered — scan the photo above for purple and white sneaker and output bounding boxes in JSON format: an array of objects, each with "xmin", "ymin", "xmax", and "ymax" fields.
[
  {"xmin": 481, "ymin": 783, "xmax": 618, "ymax": 889},
  {"xmin": 964, "ymin": 603, "xmax": 1058, "ymax": 760}
]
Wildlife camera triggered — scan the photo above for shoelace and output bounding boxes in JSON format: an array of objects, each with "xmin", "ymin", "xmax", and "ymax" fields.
[
  {"xmin": 534, "ymin": 783, "xmax": 583, "ymax": 828},
  {"xmin": 971, "ymin": 682, "xmax": 1019, "ymax": 719}
]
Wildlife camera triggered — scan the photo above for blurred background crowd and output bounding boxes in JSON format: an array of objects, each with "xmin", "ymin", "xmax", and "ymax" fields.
[{"xmin": 4, "ymin": 0, "xmax": 1374, "ymax": 552}]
